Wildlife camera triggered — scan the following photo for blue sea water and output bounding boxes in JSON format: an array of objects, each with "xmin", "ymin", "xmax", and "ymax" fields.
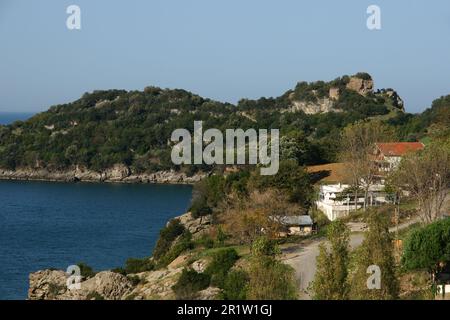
[
  {"xmin": 0, "ymin": 180, "xmax": 192, "ymax": 300},
  {"xmin": 0, "ymin": 112, "xmax": 34, "ymax": 125}
]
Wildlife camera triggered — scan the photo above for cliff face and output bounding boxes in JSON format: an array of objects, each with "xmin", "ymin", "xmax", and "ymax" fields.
[
  {"xmin": 289, "ymin": 97, "xmax": 337, "ymax": 115},
  {"xmin": 285, "ymin": 74, "xmax": 404, "ymax": 114},
  {"xmin": 345, "ymin": 76, "xmax": 374, "ymax": 96},
  {"xmin": 0, "ymin": 165, "xmax": 206, "ymax": 184}
]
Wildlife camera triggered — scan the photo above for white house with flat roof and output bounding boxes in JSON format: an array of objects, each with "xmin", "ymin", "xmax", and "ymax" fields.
[{"xmin": 316, "ymin": 183, "xmax": 389, "ymax": 221}]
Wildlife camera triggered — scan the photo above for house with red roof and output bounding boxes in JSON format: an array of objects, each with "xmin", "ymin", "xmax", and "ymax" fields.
[{"xmin": 373, "ymin": 142, "xmax": 425, "ymax": 175}]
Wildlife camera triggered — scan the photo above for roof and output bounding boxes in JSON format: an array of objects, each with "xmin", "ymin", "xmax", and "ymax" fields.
[
  {"xmin": 375, "ymin": 142, "xmax": 425, "ymax": 157},
  {"xmin": 278, "ymin": 215, "xmax": 313, "ymax": 226}
]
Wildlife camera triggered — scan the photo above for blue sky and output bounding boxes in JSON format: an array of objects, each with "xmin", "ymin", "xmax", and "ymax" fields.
[{"xmin": 1, "ymin": 0, "xmax": 449, "ymax": 113}]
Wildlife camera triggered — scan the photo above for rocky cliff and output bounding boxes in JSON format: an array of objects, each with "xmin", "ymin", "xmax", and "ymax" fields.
[{"xmin": 285, "ymin": 73, "xmax": 404, "ymax": 114}]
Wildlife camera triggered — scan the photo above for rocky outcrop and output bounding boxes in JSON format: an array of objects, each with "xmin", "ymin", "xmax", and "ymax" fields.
[
  {"xmin": 346, "ymin": 76, "xmax": 374, "ymax": 96},
  {"xmin": 127, "ymin": 268, "xmax": 183, "ymax": 300},
  {"xmin": 177, "ymin": 212, "xmax": 212, "ymax": 238},
  {"xmin": 28, "ymin": 270, "xmax": 134, "ymax": 300},
  {"xmin": 28, "ymin": 258, "xmax": 220, "ymax": 300},
  {"xmin": 288, "ymin": 97, "xmax": 338, "ymax": 115},
  {"xmin": 377, "ymin": 88, "xmax": 405, "ymax": 111},
  {"xmin": 27, "ymin": 210, "xmax": 218, "ymax": 300},
  {"xmin": 285, "ymin": 74, "xmax": 406, "ymax": 115},
  {"xmin": 0, "ymin": 165, "xmax": 206, "ymax": 185}
]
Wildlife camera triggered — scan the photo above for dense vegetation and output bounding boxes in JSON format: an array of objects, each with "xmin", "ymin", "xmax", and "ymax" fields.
[
  {"xmin": 1, "ymin": 73, "xmax": 445, "ymax": 173},
  {"xmin": 402, "ymin": 219, "xmax": 450, "ymax": 273}
]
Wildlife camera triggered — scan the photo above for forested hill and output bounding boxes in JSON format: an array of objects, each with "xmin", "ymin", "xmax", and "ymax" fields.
[{"xmin": 0, "ymin": 73, "xmax": 448, "ymax": 174}]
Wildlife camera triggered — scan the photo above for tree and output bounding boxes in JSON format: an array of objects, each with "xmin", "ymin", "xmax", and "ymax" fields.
[
  {"xmin": 311, "ymin": 220, "xmax": 350, "ymax": 300},
  {"xmin": 190, "ymin": 175, "xmax": 225, "ymax": 218},
  {"xmin": 402, "ymin": 218, "xmax": 450, "ymax": 274},
  {"xmin": 349, "ymin": 210, "xmax": 399, "ymax": 300},
  {"xmin": 394, "ymin": 142, "xmax": 450, "ymax": 223},
  {"xmin": 221, "ymin": 189, "xmax": 302, "ymax": 244},
  {"xmin": 340, "ymin": 120, "xmax": 394, "ymax": 210},
  {"xmin": 246, "ymin": 237, "xmax": 297, "ymax": 300},
  {"xmin": 249, "ymin": 160, "xmax": 314, "ymax": 207}
]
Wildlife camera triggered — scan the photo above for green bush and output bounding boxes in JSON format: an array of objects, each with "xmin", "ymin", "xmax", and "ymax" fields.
[
  {"xmin": 215, "ymin": 227, "xmax": 228, "ymax": 247},
  {"xmin": 222, "ymin": 270, "xmax": 249, "ymax": 300},
  {"xmin": 172, "ymin": 269, "xmax": 211, "ymax": 299},
  {"xmin": 157, "ymin": 231, "xmax": 194, "ymax": 267},
  {"xmin": 205, "ymin": 248, "xmax": 239, "ymax": 288},
  {"xmin": 190, "ymin": 198, "xmax": 212, "ymax": 219},
  {"xmin": 153, "ymin": 219, "xmax": 185, "ymax": 260},
  {"xmin": 127, "ymin": 275, "xmax": 142, "ymax": 286},
  {"xmin": 196, "ymin": 234, "xmax": 215, "ymax": 249},
  {"xmin": 402, "ymin": 218, "xmax": 450, "ymax": 272},
  {"xmin": 124, "ymin": 257, "xmax": 155, "ymax": 274},
  {"xmin": 86, "ymin": 291, "xmax": 105, "ymax": 300},
  {"xmin": 77, "ymin": 262, "xmax": 96, "ymax": 279}
]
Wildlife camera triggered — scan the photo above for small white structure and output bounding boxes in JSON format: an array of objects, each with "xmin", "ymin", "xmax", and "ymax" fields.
[
  {"xmin": 271, "ymin": 215, "xmax": 314, "ymax": 237},
  {"xmin": 316, "ymin": 183, "xmax": 389, "ymax": 221}
]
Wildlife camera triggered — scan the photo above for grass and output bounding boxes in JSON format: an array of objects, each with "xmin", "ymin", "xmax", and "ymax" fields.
[{"xmin": 307, "ymin": 163, "xmax": 350, "ymax": 184}]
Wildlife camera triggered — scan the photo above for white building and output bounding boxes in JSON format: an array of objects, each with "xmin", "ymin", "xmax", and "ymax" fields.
[
  {"xmin": 373, "ymin": 142, "xmax": 425, "ymax": 180},
  {"xmin": 316, "ymin": 183, "xmax": 389, "ymax": 221},
  {"xmin": 315, "ymin": 142, "xmax": 425, "ymax": 221}
]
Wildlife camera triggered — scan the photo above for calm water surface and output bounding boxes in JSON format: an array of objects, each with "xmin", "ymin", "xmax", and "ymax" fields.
[
  {"xmin": 0, "ymin": 181, "xmax": 192, "ymax": 300},
  {"xmin": 0, "ymin": 112, "xmax": 34, "ymax": 125}
]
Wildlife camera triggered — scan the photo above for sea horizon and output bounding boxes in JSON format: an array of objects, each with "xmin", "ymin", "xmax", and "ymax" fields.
[{"xmin": 0, "ymin": 112, "xmax": 35, "ymax": 125}]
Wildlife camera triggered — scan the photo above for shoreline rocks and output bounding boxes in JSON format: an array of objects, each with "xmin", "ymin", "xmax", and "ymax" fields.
[
  {"xmin": 0, "ymin": 165, "xmax": 206, "ymax": 185},
  {"xmin": 27, "ymin": 211, "xmax": 216, "ymax": 300},
  {"xmin": 28, "ymin": 270, "xmax": 134, "ymax": 300}
]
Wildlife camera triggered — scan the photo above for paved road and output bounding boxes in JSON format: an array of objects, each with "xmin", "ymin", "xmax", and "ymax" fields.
[
  {"xmin": 283, "ymin": 192, "xmax": 450, "ymax": 299},
  {"xmin": 282, "ymin": 217, "xmax": 419, "ymax": 299}
]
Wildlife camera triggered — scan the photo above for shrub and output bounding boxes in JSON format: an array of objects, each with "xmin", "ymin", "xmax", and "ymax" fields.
[
  {"xmin": 153, "ymin": 219, "xmax": 185, "ymax": 260},
  {"xmin": 157, "ymin": 231, "xmax": 194, "ymax": 267},
  {"xmin": 247, "ymin": 257, "xmax": 297, "ymax": 300},
  {"xmin": 86, "ymin": 291, "xmax": 105, "ymax": 300},
  {"xmin": 172, "ymin": 269, "xmax": 211, "ymax": 299},
  {"xmin": 127, "ymin": 275, "xmax": 141, "ymax": 286},
  {"xmin": 77, "ymin": 262, "xmax": 96, "ymax": 279},
  {"xmin": 222, "ymin": 270, "xmax": 249, "ymax": 300},
  {"xmin": 215, "ymin": 227, "xmax": 228, "ymax": 247},
  {"xmin": 190, "ymin": 198, "xmax": 212, "ymax": 219},
  {"xmin": 124, "ymin": 257, "xmax": 155, "ymax": 274},
  {"xmin": 205, "ymin": 248, "xmax": 239, "ymax": 288},
  {"xmin": 402, "ymin": 218, "xmax": 450, "ymax": 272},
  {"xmin": 196, "ymin": 234, "xmax": 215, "ymax": 249},
  {"xmin": 246, "ymin": 236, "xmax": 297, "ymax": 300}
]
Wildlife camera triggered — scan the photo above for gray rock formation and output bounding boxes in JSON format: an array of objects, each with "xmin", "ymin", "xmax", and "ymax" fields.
[
  {"xmin": 28, "ymin": 270, "xmax": 133, "ymax": 300},
  {"xmin": 27, "ymin": 211, "xmax": 218, "ymax": 300},
  {"xmin": 177, "ymin": 212, "xmax": 212, "ymax": 238},
  {"xmin": 0, "ymin": 165, "xmax": 206, "ymax": 185},
  {"xmin": 288, "ymin": 97, "xmax": 338, "ymax": 115},
  {"xmin": 346, "ymin": 76, "xmax": 374, "ymax": 96}
]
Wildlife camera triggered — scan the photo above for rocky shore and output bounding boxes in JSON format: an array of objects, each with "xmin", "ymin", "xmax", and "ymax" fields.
[
  {"xmin": 0, "ymin": 164, "xmax": 206, "ymax": 185},
  {"xmin": 27, "ymin": 212, "xmax": 218, "ymax": 300}
]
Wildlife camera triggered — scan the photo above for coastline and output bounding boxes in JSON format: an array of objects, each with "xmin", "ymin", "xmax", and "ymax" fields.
[{"xmin": 0, "ymin": 165, "xmax": 207, "ymax": 185}]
